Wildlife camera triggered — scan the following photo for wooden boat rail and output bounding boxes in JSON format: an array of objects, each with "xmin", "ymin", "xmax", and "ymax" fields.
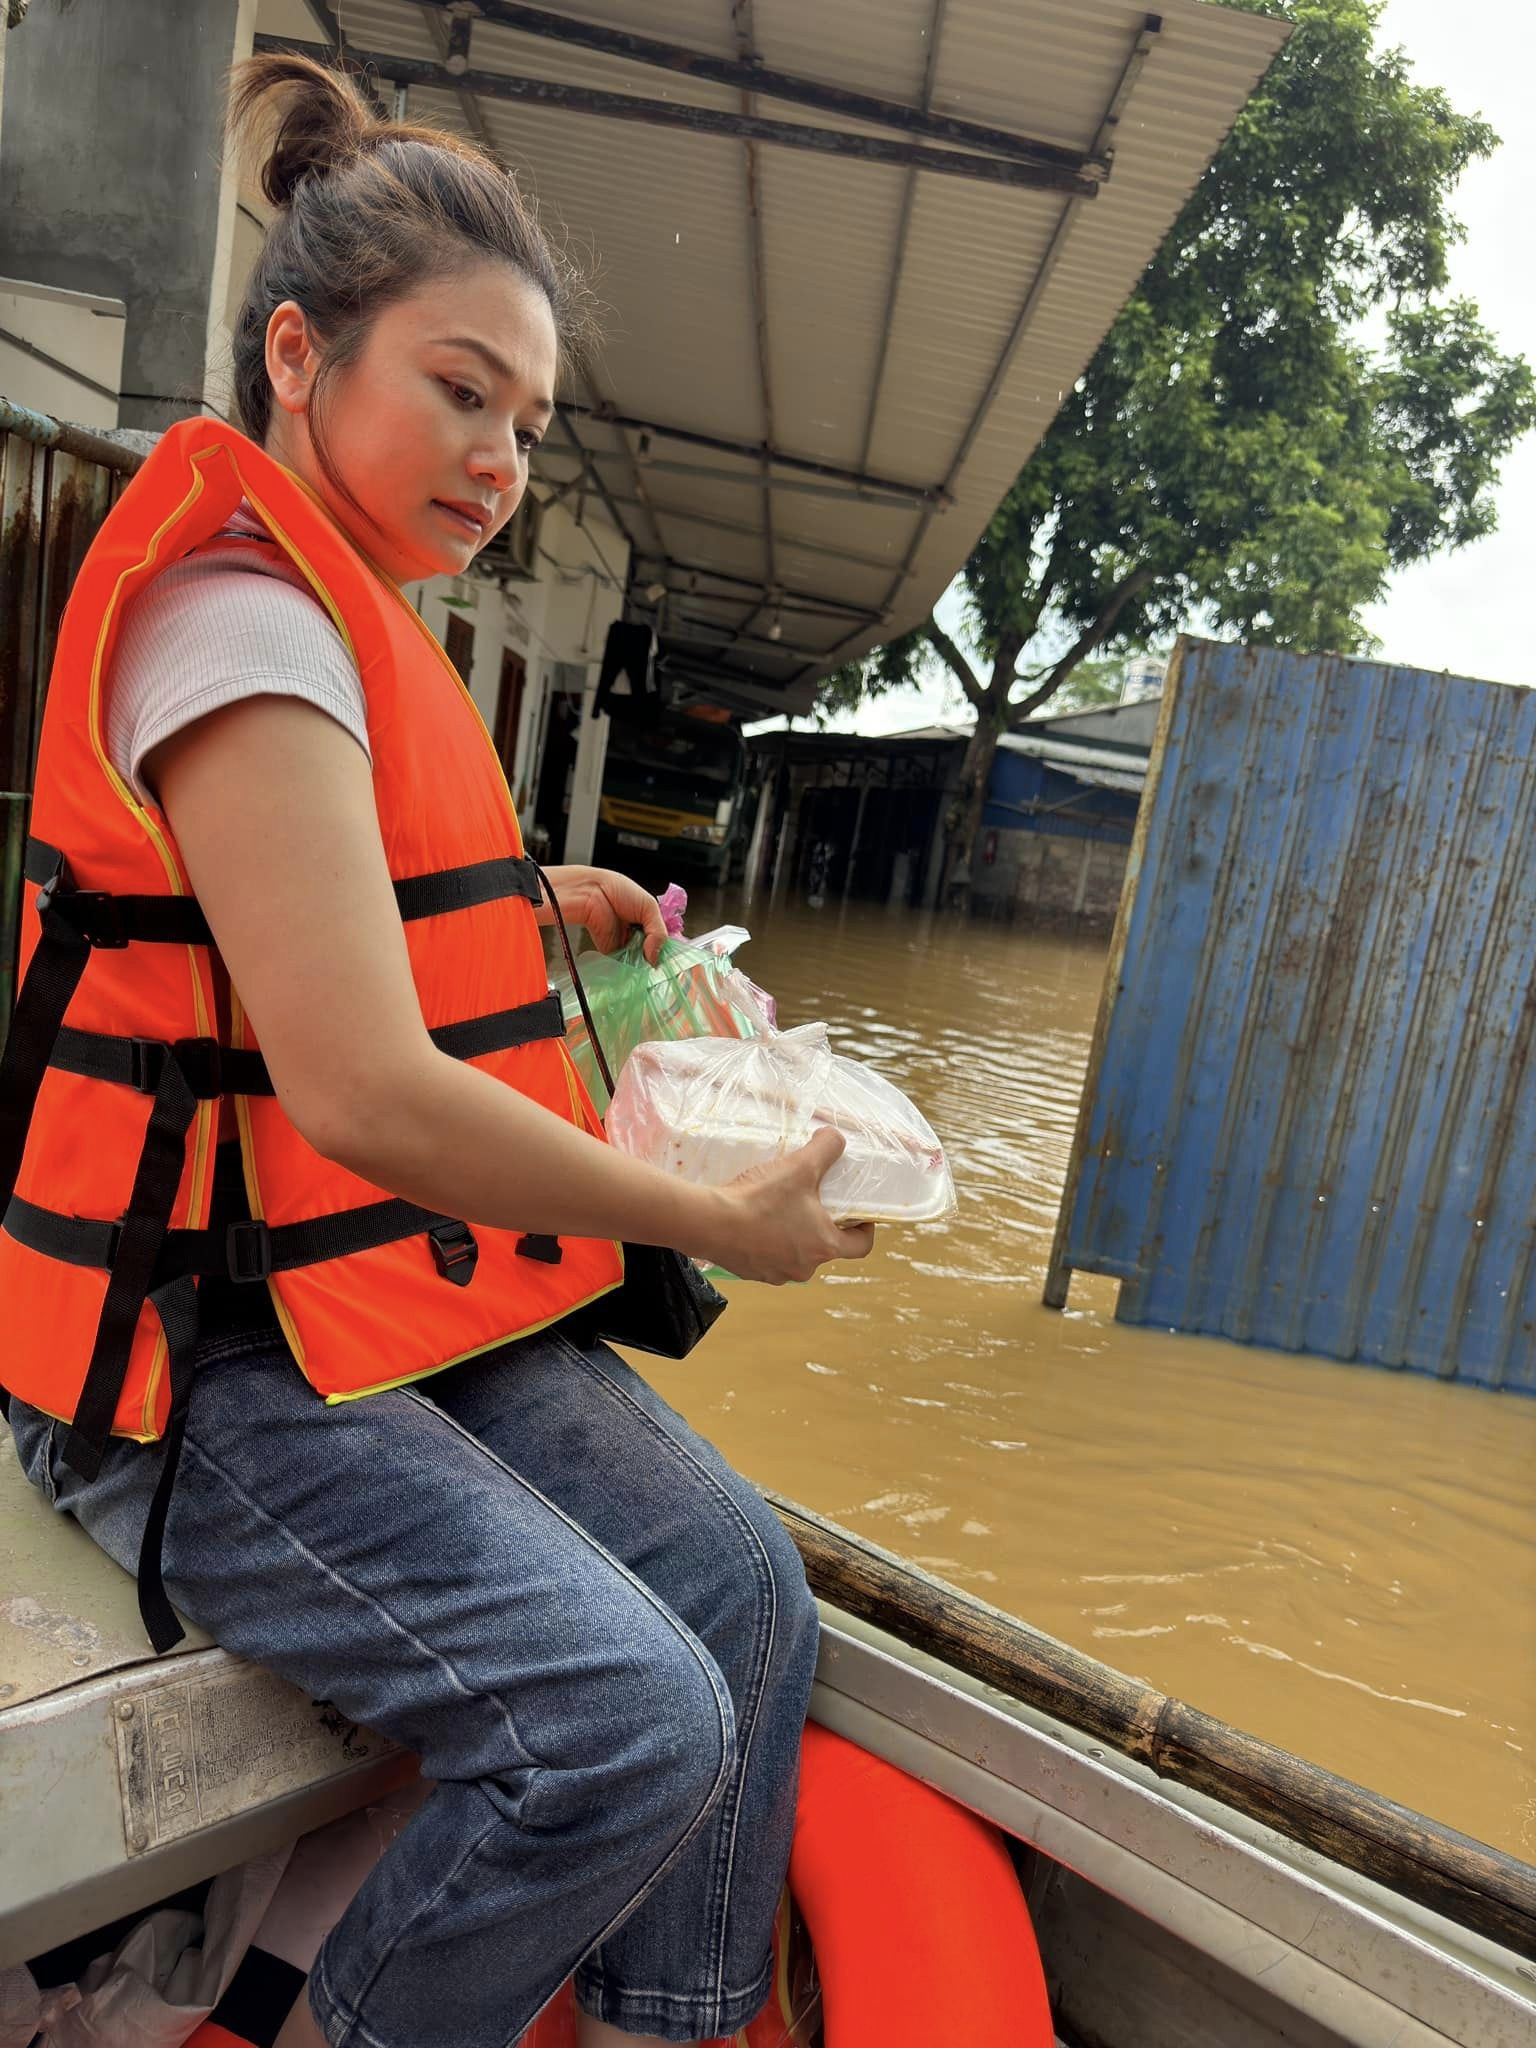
[{"xmin": 771, "ymin": 1493, "xmax": 1536, "ymax": 1963}]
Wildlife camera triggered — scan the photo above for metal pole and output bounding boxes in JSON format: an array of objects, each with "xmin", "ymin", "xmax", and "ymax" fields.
[{"xmin": 0, "ymin": 395, "xmax": 144, "ymax": 476}]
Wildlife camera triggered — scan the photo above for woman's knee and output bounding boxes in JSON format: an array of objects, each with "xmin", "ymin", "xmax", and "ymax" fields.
[{"xmin": 519, "ymin": 1605, "xmax": 736, "ymax": 1846}]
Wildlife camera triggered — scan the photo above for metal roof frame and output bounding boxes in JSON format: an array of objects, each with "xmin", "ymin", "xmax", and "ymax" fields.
[{"xmin": 251, "ymin": 1, "xmax": 1288, "ymax": 713}]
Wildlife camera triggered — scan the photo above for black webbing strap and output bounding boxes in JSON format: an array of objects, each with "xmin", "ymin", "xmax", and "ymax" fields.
[
  {"xmin": 51, "ymin": 1029, "xmax": 246, "ymax": 1097},
  {"xmin": 136, "ymin": 1275, "xmax": 200, "ymax": 1653},
  {"xmin": 6, "ymin": 1187, "xmax": 468, "ymax": 1282},
  {"xmin": 432, "ymin": 993, "xmax": 563, "ymax": 1061},
  {"xmin": 393, "ymin": 855, "xmax": 542, "ymax": 920},
  {"xmin": 0, "ymin": 854, "xmax": 93, "ymax": 1211},
  {"xmin": 2, "ymin": 991, "xmax": 569, "ymax": 1288},
  {"xmin": 46, "ymin": 992, "xmax": 565, "ymax": 1098},
  {"xmin": 24, "ymin": 836, "xmax": 543, "ymax": 933},
  {"xmin": 62, "ymin": 1053, "xmax": 199, "ymax": 1481},
  {"xmin": 22, "ymin": 838, "xmax": 213, "ymax": 944}
]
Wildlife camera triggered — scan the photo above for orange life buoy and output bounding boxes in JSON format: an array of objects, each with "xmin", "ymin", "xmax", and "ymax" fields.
[{"xmin": 787, "ymin": 1720, "xmax": 1055, "ymax": 2046}]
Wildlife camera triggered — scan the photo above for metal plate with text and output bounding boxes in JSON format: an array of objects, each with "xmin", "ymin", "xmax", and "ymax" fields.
[{"xmin": 114, "ymin": 1665, "xmax": 396, "ymax": 1855}]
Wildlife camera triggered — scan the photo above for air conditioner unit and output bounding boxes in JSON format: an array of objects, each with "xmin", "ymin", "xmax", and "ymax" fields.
[{"xmin": 477, "ymin": 493, "xmax": 541, "ymax": 581}]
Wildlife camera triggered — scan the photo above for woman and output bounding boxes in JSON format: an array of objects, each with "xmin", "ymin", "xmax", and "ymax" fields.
[{"xmin": 1, "ymin": 54, "xmax": 873, "ymax": 2048}]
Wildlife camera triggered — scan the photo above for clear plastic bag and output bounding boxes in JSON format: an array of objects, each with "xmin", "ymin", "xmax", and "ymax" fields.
[
  {"xmin": 552, "ymin": 927, "xmax": 774, "ymax": 1111},
  {"xmin": 606, "ymin": 1023, "xmax": 957, "ymax": 1225}
]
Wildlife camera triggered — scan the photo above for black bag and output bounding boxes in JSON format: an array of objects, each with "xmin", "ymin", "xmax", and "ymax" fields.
[{"xmin": 535, "ymin": 866, "xmax": 727, "ymax": 1360}]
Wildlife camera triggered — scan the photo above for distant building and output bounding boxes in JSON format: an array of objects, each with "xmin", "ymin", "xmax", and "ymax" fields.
[
  {"xmin": 746, "ymin": 695, "xmax": 1159, "ymax": 927},
  {"xmin": 1119, "ymin": 654, "xmax": 1168, "ymax": 704}
]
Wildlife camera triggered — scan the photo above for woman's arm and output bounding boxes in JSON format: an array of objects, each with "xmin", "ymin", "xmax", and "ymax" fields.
[{"xmin": 147, "ymin": 696, "xmax": 870, "ymax": 1283}]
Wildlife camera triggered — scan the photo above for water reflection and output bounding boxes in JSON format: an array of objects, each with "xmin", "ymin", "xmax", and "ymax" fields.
[{"xmin": 638, "ymin": 891, "xmax": 1536, "ymax": 1859}]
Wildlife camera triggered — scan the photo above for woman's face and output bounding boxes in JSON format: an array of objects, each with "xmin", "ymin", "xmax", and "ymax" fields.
[{"xmin": 264, "ymin": 260, "xmax": 558, "ymax": 585}]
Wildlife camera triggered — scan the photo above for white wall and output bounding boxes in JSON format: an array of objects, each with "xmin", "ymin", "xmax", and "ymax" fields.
[
  {"xmin": 403, "ymin": 491, "xmax": 629, "ymax": 861},
  {"xmin": 538, "ymin": 495, "xmax": 628, "ymax": 864},
  {"xmin": 396, "ymin": 490, "xmax": 629, "ymax": 864},
  {"xmin": 0, "ymin": 280, "xmax": 126, "ymax": 427}
]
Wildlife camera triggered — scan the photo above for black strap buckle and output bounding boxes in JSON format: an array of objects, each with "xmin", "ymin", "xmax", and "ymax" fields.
[
  {"xmin": 429, "ymin": 1220, "xmax": 479, "ymax": 1286},
  {"xmin": 516, "ymin": 1232, "xmax": 563, "ymax": 1266},
  {"xmin": 127, "ymin": 1037, "xmax": 224, "ymax": 1097},
  {"xmin": 128, "ymin": 1038, "xmax": 169, "ymax": 1091},
  {"xmin": 58, "ymin": 890, "xmax": 130, "ymax": 949},
  {"xmin": 173, "ymin": 1037, "xmax": 223, "ymax": 1098},
  {"xmin": 225, "ymin": 1219, "xmax": 273, "ymax": 1283}
]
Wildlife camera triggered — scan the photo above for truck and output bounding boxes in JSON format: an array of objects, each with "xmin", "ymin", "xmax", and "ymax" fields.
[{"xmin": 593, "ymin": 709, "xmax": 748, "ymax": 887}]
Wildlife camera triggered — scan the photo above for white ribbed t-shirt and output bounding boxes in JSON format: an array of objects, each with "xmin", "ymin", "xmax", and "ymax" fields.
[{"xmin": 108, "ymin": 501, "xmax": 371, "ymax": 804}]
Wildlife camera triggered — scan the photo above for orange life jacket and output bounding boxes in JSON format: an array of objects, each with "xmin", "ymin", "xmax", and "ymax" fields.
[{"xmin": 0, "ymin": 418, "xmax": 624, "ymax": 1643}]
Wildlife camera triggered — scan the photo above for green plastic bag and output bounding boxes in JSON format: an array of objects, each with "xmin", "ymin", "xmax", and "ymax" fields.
[{"xmin": 552, "ymin": 925, "xmax": 773, "ymax": 1113}]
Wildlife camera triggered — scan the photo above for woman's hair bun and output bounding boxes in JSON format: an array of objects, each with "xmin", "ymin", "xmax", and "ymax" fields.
[
  {"xmin": 230, "ymin": 50, "xmax": 374, "ymax": 209},
  {"xmin": 225, "ymin": 46, "xmax": 592, "ymax": 448}
]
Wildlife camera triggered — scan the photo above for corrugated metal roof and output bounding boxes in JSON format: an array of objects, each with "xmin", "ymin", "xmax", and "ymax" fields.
[
  {"xmin": 250, "ymin": 1, "xmax": 1286, "ymax": 711},
  {"xmin": 1049, "ymin": 639, "xmax": 1536, "ymax": 1394},
  {"xmin": 999, "ymin": 731, "xmax": 1149, "ymax": 787}
]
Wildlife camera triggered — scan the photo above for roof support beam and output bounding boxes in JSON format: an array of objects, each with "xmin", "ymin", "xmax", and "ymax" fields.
[
  {"xmin": 858, "ymin": 0, "xmax": 949, "ymax": 478},
  {"xmin": 734, "ymin": 0, "xmax": 777, "ymax": 649},
  {"xmin": 250, "ymin": 36, "xmax": 1101, "ymax": 197},
  {"xmin": 547, "ymin": 407, "xmax": 643, "ymax": 563},
  {"xmin": 548, "ymin": 479, "xmax": 900, "ymax": 576},
  {"xmin": 410, "ymin": 0, "xmax": 1104, "ymax": 181},
  {"xmin": 632, "ymin": 558, "xmax": 887, "ymax": 623},
  {"xmin": 660, "ymin": 617, "xmax": 821, "ymax": 664},
  {"xmin": 299, "ymin": 1, "xmax": 388, "ymax": 117},
  {"xmin": 558, "ymin": 399, "xmax": 946, "ymax": 506},
  {"xmin": 564, "ymin": 376, "xmax": 670, "ymax": 560},
  {"xmin": 414, "ymin": 2, "xmax": 502, "ymax": 158},
  {"xmin": 583, "ymin": 449, "xmax": 924, "ymax": 509},
  {"xmin": 660, "ymin": 663, "xmax": 815, "ymax": 717}
]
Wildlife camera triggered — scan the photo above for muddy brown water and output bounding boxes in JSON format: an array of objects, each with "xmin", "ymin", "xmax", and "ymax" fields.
[{"xmin": 640, "ymin": 890, "xmax": 1536, "ymax": 1862}]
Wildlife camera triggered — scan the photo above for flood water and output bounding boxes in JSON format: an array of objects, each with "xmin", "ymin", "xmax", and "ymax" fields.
[{"xmin": 642, "ymin": 891, "xmax": 1536, "ymax": 1862}]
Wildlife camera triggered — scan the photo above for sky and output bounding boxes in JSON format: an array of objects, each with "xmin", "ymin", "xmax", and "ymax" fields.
[{"xmin": 774, "ymin": 0, "xmax": 1533, "ymax": 739}]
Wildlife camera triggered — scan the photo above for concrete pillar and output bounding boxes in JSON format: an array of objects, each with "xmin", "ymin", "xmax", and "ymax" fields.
[
  {"xmin": 0, "ymin": 0, "xmax": 254, "ymax": 432},
  {"xmin": 843, "ymin": 777, "xmax": 871, "ymax": 899},
  {"xmin": 563, "ymin": 680, "xmax": 610, "ymax": 866}
]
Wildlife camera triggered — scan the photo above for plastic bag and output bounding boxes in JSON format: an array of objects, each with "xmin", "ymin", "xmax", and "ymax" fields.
[
  {"xmin": 5, "ymin": 1846, "xmax": 290, "ymax": 2048},
  {"xmin": 553, "ymin": 927, "xmax": 774, "ymax": 1111},
  {"xmin": 606, "ymin": 1023, "xmax": 956, "ymax": 1225}
]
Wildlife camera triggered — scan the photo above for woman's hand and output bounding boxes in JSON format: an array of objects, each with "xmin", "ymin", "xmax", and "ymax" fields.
[
  {"xmin": 692, "ymin": 1129, "xmax": 877, "ymax": 1284},
  {"xmin": 538, "ymin": 865, "xmax": 667, "ymax": 964}
]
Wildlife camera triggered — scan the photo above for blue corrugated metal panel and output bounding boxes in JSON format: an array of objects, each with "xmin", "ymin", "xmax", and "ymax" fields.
[
  {"xmin": 1049, "ymin": 638, "xmax": 1536, "ymax": 1392},
  {"xmin": 983, "ymin": 753, "xmax": 1138, "ymax": 842}
]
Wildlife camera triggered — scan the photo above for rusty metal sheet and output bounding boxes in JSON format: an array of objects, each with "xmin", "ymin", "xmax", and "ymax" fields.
[
  {"xmin": 0, "ymin": 429, "xmax": 117, "ymax": 1036},
  {"xmin": 0, "ymin": 433, "xmax": 117, "ymax": 1027},
  {"xmin": 1047, "ymin": 638, "xmax": 1536, "ymax": 1392},
  {"xmin": 0, "ymin": 425, "xmax": 45, "ymax": 1030}
]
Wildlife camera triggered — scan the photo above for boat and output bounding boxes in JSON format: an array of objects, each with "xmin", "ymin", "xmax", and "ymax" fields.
[{"xmin": 3, "ymin": 1432, "xmax": 1532, "ymax": 2046}]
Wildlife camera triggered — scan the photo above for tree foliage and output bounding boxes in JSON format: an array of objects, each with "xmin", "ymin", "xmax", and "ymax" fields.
[{"xmin": 821, "ymin": 0, "xmax": 1536, "ymax": 889}]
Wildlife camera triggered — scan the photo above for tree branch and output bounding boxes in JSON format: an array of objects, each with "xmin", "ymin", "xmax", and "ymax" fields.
[
  {"xmin": 1007, "ymin": 566, "xmax": 1156, "ymax": 725},
  {"xmin": 922, "ymin": 612, "xmax": 985, "ymax": 711},
  {"xmin": 1030, "ymin": 530, "xmax": 1070, "ymax": 625}
]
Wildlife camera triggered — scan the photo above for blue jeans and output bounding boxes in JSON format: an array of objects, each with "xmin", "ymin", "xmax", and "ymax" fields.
[{"xmin": 8, "ymin": 1324, "xmax": 819, "ymax": 2045}]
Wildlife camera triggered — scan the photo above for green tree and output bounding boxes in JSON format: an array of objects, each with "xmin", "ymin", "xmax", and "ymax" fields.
[{"xmin": 823, "ymin": 0, "xmax": 1535, "ymax": 897}]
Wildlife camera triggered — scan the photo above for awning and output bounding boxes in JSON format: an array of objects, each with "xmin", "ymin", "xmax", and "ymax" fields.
[
  {"xmin": 999, "ymin": 729, "xmax": 1148, "ymax": 793},
  {"xmin": 254, "ymin": 1, "xmax": 1286, "ymax": 713}
]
